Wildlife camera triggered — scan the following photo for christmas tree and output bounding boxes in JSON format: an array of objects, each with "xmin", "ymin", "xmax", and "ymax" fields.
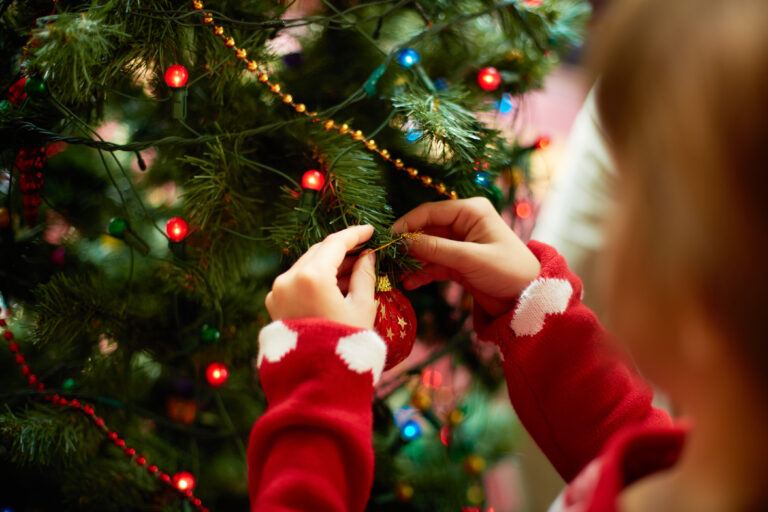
[{"xmin": 0, "ymin": 1, "xmax": 589, "ymax": 510}]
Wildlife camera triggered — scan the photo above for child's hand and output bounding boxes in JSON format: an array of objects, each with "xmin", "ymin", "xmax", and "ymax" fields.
[
  {"xmin": 265, "ymin": 225, "xmax": 377, "ymax": 329},
  {"xmin": 393, "ymin": 198, "xmax": 541, "ymax": 317}
]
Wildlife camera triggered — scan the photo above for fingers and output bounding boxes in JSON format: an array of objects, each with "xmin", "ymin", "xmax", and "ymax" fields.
[
  {"xmin": 296, "ymin": 224, "xmax": 374, "ymax": 270},
  {"xmin": 402, "ymin": 263, "xmax": 459, "ymax": 289},
  {"xmin": 405, "ymin": 233, "xmax": 473, "ymax": 269},
  {"xmin": 392, "ymin": 197, "xmax": 494, "ymax": 235},
  {"xmin": 313, "ymin": 225, "xmax": 374, "ymax": 268},
  {"xmin": 347, "ymin": 251, "xmax": 376, "ymax": 305}
]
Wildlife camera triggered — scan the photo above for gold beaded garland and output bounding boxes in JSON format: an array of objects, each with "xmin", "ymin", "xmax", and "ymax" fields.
[{"xmin": 191, "ymin": 0, "xmax": 457, "ymax": 199}]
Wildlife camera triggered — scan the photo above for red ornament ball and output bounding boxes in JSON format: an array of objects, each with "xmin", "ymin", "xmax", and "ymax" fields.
[
  {"xmin": 301, "ymin": 170, "xmax": 325, "ymax": 191},
  {"xmin": 164, "ymin": 65, "xmax": 189, "ymax": 88},
  {"xmin": 477, "ymin": 67, "xmax": 502, "ymax": 91},
  {"xmin": 374, "ymin": 275, "xmax": 416, "ymax": 370},
  {"xmin": 205, "ymin": 362, "xmax": 229, "ymax": 387},
  {"xmin": 166, "ymin": 217, "xmax": 189, "ymax": 242},
  {"xmin": 172, "ymin": 471, "xmax": 196, "ymax": 492},
  {"xmin": 8, "ymin": 76, "xmax": 28, "ymax": 105}
]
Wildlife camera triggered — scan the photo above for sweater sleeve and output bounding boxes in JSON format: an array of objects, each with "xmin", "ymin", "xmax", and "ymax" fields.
[
  {"xmin": 247, "ymin": 318, "xmax": 387, "ymax": 512},
  {"xmin": 477, "ymin": 241, "xmax": 672, "ymax": 482}
]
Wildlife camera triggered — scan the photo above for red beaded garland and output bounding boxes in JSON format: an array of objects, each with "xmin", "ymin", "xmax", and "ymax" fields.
[{"xmin": 1, "ymin": 320, "xmax": 208, "ymax": 510}]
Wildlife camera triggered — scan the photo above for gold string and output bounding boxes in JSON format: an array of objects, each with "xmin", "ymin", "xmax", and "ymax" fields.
[{"xmin": 190, "ymin": 0, "xmax": 458, "ymax": 200}]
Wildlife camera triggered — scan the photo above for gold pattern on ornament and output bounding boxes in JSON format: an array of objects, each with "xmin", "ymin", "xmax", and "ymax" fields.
[
  {"xmin": 386, "ymin": 328, "xmax": 395, "ymax": 340},
  {"xmin": 397, "ymin": 316, "xmax": 408, "ymax": 328}
]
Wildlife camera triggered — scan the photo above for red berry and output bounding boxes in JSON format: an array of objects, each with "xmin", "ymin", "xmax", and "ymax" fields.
[
  {"xmin": 59, "ymin": 398, "xmax": 69, "ymax": 406},
  {"xmin": 8, "ymin": 342, "xmax": 18, "ymax": 353},
  {"xmin": 124, "ymin": 448, "xmax": 135, "ymax": 457},
  {"xmin": 70, "ymin": 399, "xmax": 80, "ymax": 409},
  {"xmin": 3, "ymin": 330, "xmax": 13, "ymax": 340},
  {"xmin": 184, "ymin": 490, "xmax": 193, "ymax": 498},
  {"xmin": 0, "ymin": 319, "xmax": 6, "ymax": 326},
  {"xmin": 147, "ymin": 465, "xmax": 158, "ymax": 474},
  {"xmin": 159, "ymin": 473, "xmax": 171, "ymax": 483},
  {"xmin": 108, "ymin": 431, "xmax": 118, "ymax": 441},
  {"xmin": 27, "ymin": 374, "xmax": 37, "ymax": 386},
  {"xmin": 115, "ymin": 438, "xmax": 126, "ymax": 449},
  {"xmin": 135, "ymin": 456, "xmax": 146, "ymax": 466},
  {"xmin": 14, "ymin": 354, "xmax": 24, "ymax": 364},
  {"xmin": 20, "ymin": 365, "xmax": 30, "ymax": 376},
  {"xmin": 94, "ymin": 417, "xmax": 105, "ymax": 428},
  {"xmin": 36, "ymin": 382, "xmax": 44, "ymax": 391}
]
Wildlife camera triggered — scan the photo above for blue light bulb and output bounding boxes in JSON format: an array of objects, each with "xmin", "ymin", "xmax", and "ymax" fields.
[
  {"xmin": 475, "ymin": 171, "xmax": 492, "ymax": 187},
  {"xmin": 397, "ymin": 48, "xmax": 421, "ymax": 69},
  {"xmin": 401, "ymin": 419, "xmax": 422, "ymax": 440},
  {"xmin": 497, "ymin": 93, "xmax": 514, "ymax": 114}
]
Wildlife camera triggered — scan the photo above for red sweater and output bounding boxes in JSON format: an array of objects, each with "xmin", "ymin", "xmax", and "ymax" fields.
[{"xmin": 248, "ymin": 241, "xmax": 686, "ymax": 512}]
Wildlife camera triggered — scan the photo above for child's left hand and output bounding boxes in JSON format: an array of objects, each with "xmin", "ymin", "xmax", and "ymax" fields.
[{"xmin": 265, "ymin": 225, "xmax": 377, "ymax": 329}]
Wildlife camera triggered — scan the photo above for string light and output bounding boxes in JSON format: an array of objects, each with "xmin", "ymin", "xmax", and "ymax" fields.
[
  {"xmin": 497, "ymin": 92, "xmax": 514, "ymax": 114},
  {"xmin": 515, "ymin": 201, "xmax": 533, "ymax": 219},
  {"xmin": 477, "ymin": 67, "xmax": 502, "ymax": 91},
  {"xmin": 164, "ymin": 65, "xmax": 189, "ymax": 88},
  {"xmin": 166, "ymin": 217, "xmax": 189, "ymax": 243},
  {"xmin": 172, "ymin": 471, "xmax": 196, "ymax": 492},
  {"xmin": 191, "ymin": 0, "xmax": 458, "ymax": 200},
  {"xmin": 0, "ymin": 320, "xmax": 209, "ymax": 512},
  {"xmin": 474, "ymin": 171, "xmax": 492, "ymax": 187},
  {"xmin": 397, "ymin": 48, "xmax": 420, "ymax": 68},
  {"xmin": 400, "ymin": 419, "xmax": 422, "ymax": 440},
  {"xmin": 535, "ymin": 135, "xmax": 551, "ymax": 150},
  {"xmin": 205, "ymin": 362, "xmax": 229, "ymax": 387},
  {"xmin": 301, "ymin": 170, "xmax": 325, "ymax": 191},
  {"xmin": 421, "ymin": 368, "xmax": 443, "ymax": 388}
]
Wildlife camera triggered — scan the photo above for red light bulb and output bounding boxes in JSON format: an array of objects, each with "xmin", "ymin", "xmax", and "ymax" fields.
[
  {"xmin": 172, "ymin": 471, "xmax": 196, "ymax": 492},
  {"xmin": 302, "ymin": 170, "xmax": 325, "ymax": 191},
  {"xmin": 535, "ymin": 136, "xmax": 551, "ymax": 150},
  {"xmin": 515, "ymin": 201, "xmax": 533, "ymax": 220},
  {"xmin": 477, "ymin": 67, "xmax": 502, "ymax": 91},
  {"xmin": 164, "ymin": 65, "xmax": 189, "ymax": 88},
  {"xmin": 166, "ymin": 217, "xmax": 189, "ymax": 242},
  {"xmin": 205, "ymin": 362, "xmax": 229, "ymax": 387}
]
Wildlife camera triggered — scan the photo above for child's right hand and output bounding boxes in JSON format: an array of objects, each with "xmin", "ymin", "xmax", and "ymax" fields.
[{"xmin": 393, "ymin": 198, "xmax": 541, "ymax": 318}]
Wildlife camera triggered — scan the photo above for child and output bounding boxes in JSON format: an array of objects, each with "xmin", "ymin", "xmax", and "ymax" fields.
[{"xmin": 248, "ymin": 0, "xmax": 768, "ymax": 510}]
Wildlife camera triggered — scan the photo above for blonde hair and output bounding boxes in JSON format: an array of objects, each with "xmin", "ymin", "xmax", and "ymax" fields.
[{"xmin": 593, "ymin": 0, "xmax": 768, "ymax": 382}]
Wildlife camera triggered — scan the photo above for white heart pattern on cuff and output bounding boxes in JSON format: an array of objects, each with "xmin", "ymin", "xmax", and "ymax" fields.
[
  {"xmin": 335, "ymin": 331, "xmax": 387, "ymax": 385},
  {"xmin": 510, "ymin": 278, "xmax": 573, "ymax": 336},
  {"xmin": 257, "ymin": 321, "xmax": 299, "ymax": 367}
]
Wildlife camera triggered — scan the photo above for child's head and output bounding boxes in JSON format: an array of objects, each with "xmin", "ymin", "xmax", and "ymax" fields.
[{"xmin": 593, "ymin": 0, "xmax": 768, "ymax": 396}]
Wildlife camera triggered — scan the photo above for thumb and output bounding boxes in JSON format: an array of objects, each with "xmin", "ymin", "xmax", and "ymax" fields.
[{"xmin": 347, "ymin": 250, "xmax": 376, "ymax": 306}]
